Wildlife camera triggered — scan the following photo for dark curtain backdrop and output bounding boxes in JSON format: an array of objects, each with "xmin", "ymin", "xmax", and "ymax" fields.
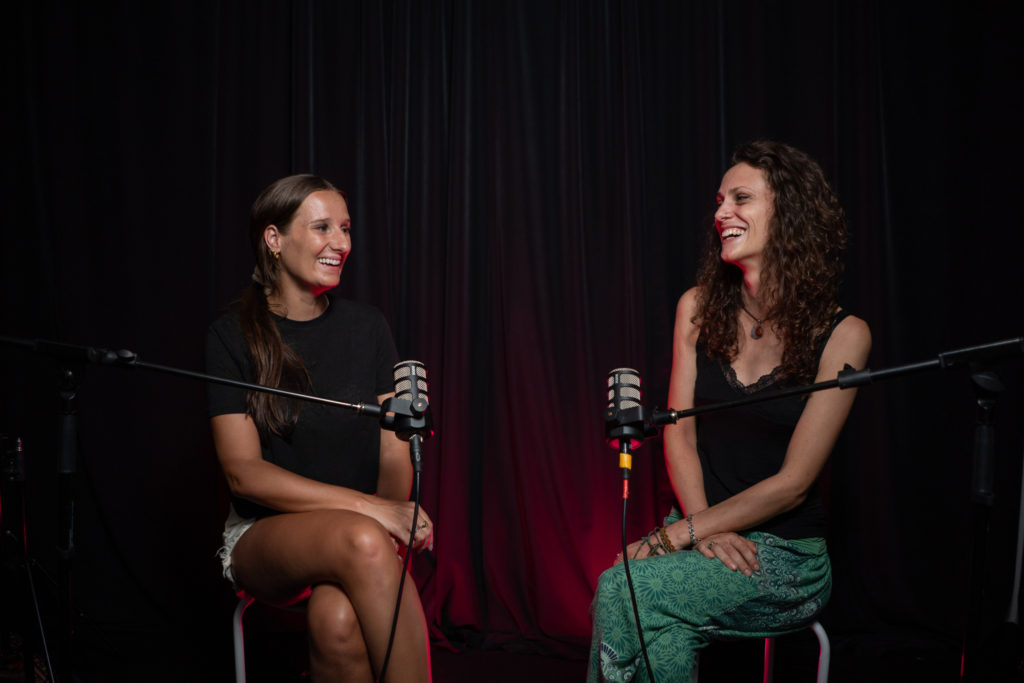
[{"xmin": 3, "ymin": 1, "xmax": 1022, "ymax": 681}]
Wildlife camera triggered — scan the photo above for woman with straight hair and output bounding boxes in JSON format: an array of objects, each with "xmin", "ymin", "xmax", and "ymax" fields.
[{"xmin": 206, "ymin": 174, "xmax": 433, "ymax": 682}]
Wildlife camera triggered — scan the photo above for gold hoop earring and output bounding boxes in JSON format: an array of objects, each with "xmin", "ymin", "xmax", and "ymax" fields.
[{"xmin": 272, "ymin": 250, "xmax": 280, "ymax": 260}]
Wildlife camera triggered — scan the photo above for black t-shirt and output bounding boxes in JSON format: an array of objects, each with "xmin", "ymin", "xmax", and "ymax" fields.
[
  {"xmin": 693, "ymin": 312, "xmax": 849, "ymax": 539},
  {"xmin": 205, "ymin": 296, "xmax": 397, "ymax": 519}
]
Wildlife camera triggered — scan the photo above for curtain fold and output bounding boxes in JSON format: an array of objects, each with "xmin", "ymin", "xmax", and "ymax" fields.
[{"xmin": 3, "ymin": 1, "xmax": 1021, "ymax": 676}]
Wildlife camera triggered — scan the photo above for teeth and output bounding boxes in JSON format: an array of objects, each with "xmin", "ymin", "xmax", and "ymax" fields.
[
  {"xmin": 721, "ymin": 228, "xmax": 745, "ymax": 239},
  {"xmin": 318, "ymin": 257, "xmax": 341, "ymax": 266}
]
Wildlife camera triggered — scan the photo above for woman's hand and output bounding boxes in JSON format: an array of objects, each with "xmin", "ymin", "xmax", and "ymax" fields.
[
  {"xmin": 408, "ymin": 507, "xmax": 435, "ymax": 552},
  {"xmin": 696, "ymin": 532, "xmax": 759, "ymax": 576},
  {"xmin": 365, "ymin": 497, "xmax": 435, "ymax": 552},
  {"xmin": 613, "ymin": 528, "xmax": 673, "ymax": 565},
  {"xmin": 613, "ymin": 539, "xmax": 645, "ymax": 565}
]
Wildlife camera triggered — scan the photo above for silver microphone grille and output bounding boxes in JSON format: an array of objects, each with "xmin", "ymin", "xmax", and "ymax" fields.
[
  {"xmin": 393, "ymin": 361, "xmax": 429, "ymax": 404},
  {"xmin": 607, "ymin": 368, "xmax": 642, "ymax": 409}
]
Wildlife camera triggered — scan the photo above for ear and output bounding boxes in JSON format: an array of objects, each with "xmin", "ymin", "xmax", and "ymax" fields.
[{"xmin": 263, "ymin": 225, "xmax": 281, "ymax": 253}]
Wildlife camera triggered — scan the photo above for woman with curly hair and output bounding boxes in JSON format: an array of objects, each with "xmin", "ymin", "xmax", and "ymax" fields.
[{"xmin": 589, "ymin": 141, "xmax": 871, "ymax": 682}]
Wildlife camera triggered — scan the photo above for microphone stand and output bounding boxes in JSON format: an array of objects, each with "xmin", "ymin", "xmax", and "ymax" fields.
[
  {"xmin": 2, "ymin": 434, "xmax": 57, "ymax": 681},
  {"xmin": 0, "ymin": 334, "xmax": 431, "ymax": 683},
  {"xmin": 377, "ymin": 363, "xmax": 433, "ymax": 682},
  {"xmin": 607, "ymin": 336, "xmax": 1023, "ymax": 682},
  {"xmin": 960, "ymin": 368, "xmax": 1003, "ymax": 682},
  {"xmin": 56, "ymin": 364, "xmax": 79, "ymax": 682},
  {"xmin": 605, "ymin": 372, "xmax": 659, "ymax": 682}
]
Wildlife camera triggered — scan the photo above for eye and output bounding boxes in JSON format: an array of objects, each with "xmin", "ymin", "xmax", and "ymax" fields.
[{"xmin": 313, "ymin": 223, "xmax": 329, "ymax": 232}]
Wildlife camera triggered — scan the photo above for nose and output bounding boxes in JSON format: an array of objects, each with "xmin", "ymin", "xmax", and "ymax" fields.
[
  {"xmin": 331, "ymin": 228, "xmax": 351, "ymax": 252},
  {"xmin": 714, "ymin": 201, "xmax": 731, "ymax": 223}
]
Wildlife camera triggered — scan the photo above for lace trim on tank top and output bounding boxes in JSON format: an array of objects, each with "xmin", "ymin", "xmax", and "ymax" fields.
[
  {"xmin": 718, "ymin": 359, "xmax": 781, "ymax": 394},
  {"xmin": 713, "ymin": 309, "xmax": 849, "ymax": 394}
]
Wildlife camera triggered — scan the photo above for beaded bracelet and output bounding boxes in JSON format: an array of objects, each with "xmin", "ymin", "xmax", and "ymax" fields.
[
  {"xmin": 657, "ymin": 526, "xmax": 677, "ymax": 553},
  {"xmin": 686, "ymin": 514, "xmax": 701, "ymax": 547},
  {"xmin": 634, "ymin": 528, "xmax": 669, "ymax": 559}
]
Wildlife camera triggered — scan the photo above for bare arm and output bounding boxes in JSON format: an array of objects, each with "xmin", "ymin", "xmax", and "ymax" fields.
[
  {"xmin": 662, "ymin": 287, "xmax": 710, "ymax": 517},
  {"xmin": 211, "ymin": 409, "xmax": 430, "ymax": 545},
  {"xmin": 375, "ymin": 391, "xmax": 414, "ymax": 502},
  {"xmin": 666, "ymin": 314, "xmax": 872, "ymax": 551}
]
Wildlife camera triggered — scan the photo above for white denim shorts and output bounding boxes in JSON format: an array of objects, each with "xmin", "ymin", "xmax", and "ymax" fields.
[{"xmin": 217, "ymin": 503, "xmax": 256, "ymax": 589}]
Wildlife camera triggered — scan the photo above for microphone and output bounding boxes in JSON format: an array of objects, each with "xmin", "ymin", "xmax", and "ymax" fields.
[
  {"xmin": 381, "ymin": 361, "xmax": 433, "ymax": 440},
  {"xmin": 380, "ymin": 360, "xmax": 434, "ymax": 471},
  {"xmin": 604, "ymin": 368, "xmax": 656, "ymax": 471},
  {"xmin": 604, "ymin": 368, "xmax": 644, "ymax": 451},
  {"xmin": 393, "ymin": 360, "xmax": 430, "ymax": 417}
]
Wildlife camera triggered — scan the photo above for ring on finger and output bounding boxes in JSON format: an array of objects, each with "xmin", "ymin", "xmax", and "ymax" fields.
[{"xmin": 708, "ymin": 541, "xmax": 718, "ymax": 549}]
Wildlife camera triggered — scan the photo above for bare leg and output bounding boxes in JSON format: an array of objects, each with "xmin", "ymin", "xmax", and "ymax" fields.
[
  {"xmin": 306, "ymin": 583, "xmax": 372, "ymax": 683},
  {"xmin": 231, "ymin": 510, "xmax": 431, "ymax": 683}
]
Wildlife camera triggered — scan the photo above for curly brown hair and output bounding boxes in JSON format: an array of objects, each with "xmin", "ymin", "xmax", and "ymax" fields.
[{"xmin": 695, "ymin": 140, "xmax": 847, "ymax": 385}]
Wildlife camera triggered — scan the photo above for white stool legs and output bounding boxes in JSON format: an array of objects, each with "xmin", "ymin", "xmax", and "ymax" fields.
[
  {"xmin": 808, "ymin": 620, "xmax": 831, "ymax": 683},
  {"xmin": 232, "ymin": 596, "xmax": 255, "ymax": 683},
  {"xmin": 692, "ymin": 620, "xmax": 830, "ymax": 683}
]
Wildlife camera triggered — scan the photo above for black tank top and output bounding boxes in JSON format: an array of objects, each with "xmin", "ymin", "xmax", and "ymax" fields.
[{"xmin": 693, "ymin": 311, "xmax": 850, "ymax": 539}]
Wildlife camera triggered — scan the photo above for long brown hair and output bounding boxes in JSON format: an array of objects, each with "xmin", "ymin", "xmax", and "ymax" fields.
[
  {"xmin": 695, "ymin": 141, "xmax": 847, "ymax": 385},
  {"xmin": 241, "ymin": 173, "xmax": 345, "ymax": 441}
]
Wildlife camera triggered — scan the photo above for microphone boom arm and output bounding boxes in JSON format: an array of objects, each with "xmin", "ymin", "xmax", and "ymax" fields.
[
  {"xmin": 647, "ymin": 336, "xmax": 1024, "ymax": 428},
  {"xmin": 1, "ymin": 335, "xmax": 389, "ymax": 419}
]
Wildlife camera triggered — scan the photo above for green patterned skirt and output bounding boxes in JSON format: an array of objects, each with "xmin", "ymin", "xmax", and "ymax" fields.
[{"xmin": 587, "ymin": 526, "xmax": 831, "ymax": 682}]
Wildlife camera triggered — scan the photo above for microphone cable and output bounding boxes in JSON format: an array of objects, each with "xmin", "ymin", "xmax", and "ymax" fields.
[
  {"xmin": 377, "ymin": 361, "xmax": 432, "ymax": 682},
  {"xmin": 377, "ymin": 461, "xmax": 422, "ymax": 682},
  {"xmin": 618, "ymin": 442, "xmax": 657, "ymax": 683},
  {"xmin": 605, "ymin": 368, "xmax": 658, "ymax": 683}
]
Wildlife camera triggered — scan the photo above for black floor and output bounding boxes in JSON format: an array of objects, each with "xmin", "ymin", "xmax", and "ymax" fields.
[
  {"xmin": 1, "ymin": 622, "xmax": 1015, "ymax": 682},
  {"xmin": 431, "ymin": 632, "xmax": 964, "ymax": 683}
]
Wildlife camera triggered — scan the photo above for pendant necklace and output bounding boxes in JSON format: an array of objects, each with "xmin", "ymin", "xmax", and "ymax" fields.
[{"xmin": 740, "ymin": 304, "xmax": 765, "ymax": 340}]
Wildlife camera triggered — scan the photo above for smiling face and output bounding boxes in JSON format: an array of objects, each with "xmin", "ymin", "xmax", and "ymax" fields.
[
  {"xmin": 714, "ymin": 162, "xmax": 774, "ymax": 269},
  {"xmin": 264, "ymin": 190, "xmax": 351, "ymax": 299}
]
